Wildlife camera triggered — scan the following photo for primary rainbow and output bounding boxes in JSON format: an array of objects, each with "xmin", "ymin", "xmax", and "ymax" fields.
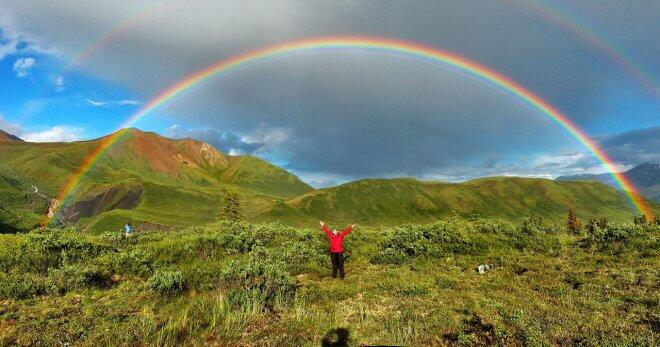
[{"xmin": 46, "ymin": 36, "xmax": 652, "ymax": 224}]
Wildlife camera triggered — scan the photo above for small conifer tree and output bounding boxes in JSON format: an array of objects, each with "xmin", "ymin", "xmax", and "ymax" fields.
[
  {"xmin": 218, "ymin": 189, "xmax": 243, "ymax": 222},
  {"xmin": 633, "ymin": 215, "xmax": 648, "ymax": 225},
  {"xmin": 567, "ymin": 208, "xmax": 582, "ymax": 235}
]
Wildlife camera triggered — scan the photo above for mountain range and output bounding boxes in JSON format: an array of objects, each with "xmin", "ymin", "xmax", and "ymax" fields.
[
  {"xmin": 0, "ymin": 128, "xmax": 656, "ymax": 232},
  {"xmin": 556, "ymin": 162, "xmax": 660, "ymax": 202}
]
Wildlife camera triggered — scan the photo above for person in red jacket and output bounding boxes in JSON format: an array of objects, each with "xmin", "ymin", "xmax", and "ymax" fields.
[{"xmin": 320, "ymin": 221, "xmax": 355, "ymax": 279}]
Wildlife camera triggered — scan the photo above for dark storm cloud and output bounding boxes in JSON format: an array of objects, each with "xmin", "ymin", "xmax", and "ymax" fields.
[
  {"xmin": 1, "ymin": 0, "xmax": 657, "ymax": 182},
  {"xmin": 597, "ymin": 126, "xmax": 660, "ymax": 165},
  {"xmin": 162, "ymin": 55, "xmax": 563, "ymax": 178}
]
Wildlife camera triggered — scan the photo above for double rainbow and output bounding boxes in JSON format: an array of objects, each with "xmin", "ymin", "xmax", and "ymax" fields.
[{"xmin": 46, "ymin": 36, "xmax": 652, "ymax": 223}]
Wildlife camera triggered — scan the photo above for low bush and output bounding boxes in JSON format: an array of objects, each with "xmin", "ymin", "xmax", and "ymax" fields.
[
  {"xmin": 221, "ymin": 250, "xmax": 296, "ymax": 311},
  {"xmin": 47, "ymin": 264, "xmax": 113, "ymax": 294},
  {"xmin": 147, "ymin": 270, "xmax": 186, "ymax": 295},
  {"xmin": 98, "ymin": 249, "xmax": 154, "ymax": 277},
  {"xmin": 18, "ymin": 229, "xmax": 107, "ymax": 273},
  {"xmin": 583, "ymin": 223, "xmax": 659, "ymax": 253},
  {"xmin": 0, "ymin": 271, "xmax": 48, "ymax": 299},
  {"xmin": 274, "ymin": 240, "xmax": 327, "ymax": 275}
]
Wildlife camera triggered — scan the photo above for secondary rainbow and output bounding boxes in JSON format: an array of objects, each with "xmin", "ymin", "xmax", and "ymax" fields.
[
  {"xmin": 46, "ymin": 36, "xmax": 652, "ymax": 224},
  {"xmin": 65, "ymin": 2, "xmax": 165, "ymax": 70},
  {"xmin": 508, "ymin": 0, "xmax": 657, "ymax": 97}
]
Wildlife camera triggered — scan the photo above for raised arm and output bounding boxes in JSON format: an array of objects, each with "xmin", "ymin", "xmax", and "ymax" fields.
[
  {"xmin": 340, "ymin": 224, "xmax": 355, "ymax": 236},
  {"xmin": 320, "ymin": 221, "xmax": 332, "ymax": 236}
]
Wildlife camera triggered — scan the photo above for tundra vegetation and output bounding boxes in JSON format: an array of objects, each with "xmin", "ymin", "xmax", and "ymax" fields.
[{"xmin": 0, "ymin": 216, "xmax": 658, "ymax": 346}]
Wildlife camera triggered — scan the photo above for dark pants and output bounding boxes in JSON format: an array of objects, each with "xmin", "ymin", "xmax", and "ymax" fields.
[{"xmin": 330, "ymin": 252, "xmax": 345, "ymax": 279}]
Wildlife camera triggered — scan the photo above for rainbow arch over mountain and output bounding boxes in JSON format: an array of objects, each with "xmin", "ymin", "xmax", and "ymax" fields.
[{"xmin": 46, "ymin": 36, "xmax": 653, "ymax": 223}]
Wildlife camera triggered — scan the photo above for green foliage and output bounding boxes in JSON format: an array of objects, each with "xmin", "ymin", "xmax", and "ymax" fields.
[
  {"xmin": 0, "ymin": 271, "xmax": 48, "ymax": 299},
  {"xmin": 582, "ymin": 222, "xmax": 655, "ymax": 254},
  {"xmin": 48, "ymin": 264, "xmax": 113, "ymax": 294},
  {"xmin": 147, "ymin": 270, "xmax": 186, "ymax": 295},
  {"xmin": 0, "ymin": 219, "xmax": 658, "ymax": 345},
  {"xmin": 372, "ymin": 218, "xmax": 561, "ymax": 264},
  {"xmin": 634, "ymin": 214, "xmax": 648, "ymax": 225},
  {"xmin": 221, "ymin": 250, "xmax": 296, "ymax": 311},
  {"xmin": 0, "ymin": 167, "xmax": 48, "ymax": 232},
  {"xmin": 218, "ymin": 189, "xmax": 243, "ymax": 222}
]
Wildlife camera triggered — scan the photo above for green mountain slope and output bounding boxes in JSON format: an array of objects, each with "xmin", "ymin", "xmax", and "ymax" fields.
[
  {"xmin": 220, "ymin": 156, "xmax": 313, "ymax": 197},
  {"xmin": 557, "ymin": 162, "xmax": 660, "ymax": 202},
  {"xmin": 1, "ymin": 128, "xmax": 656, "ymax": 232},
  {"xmin": 259, "ymin": 177, "xmax": 655, "ymax": 226},
  {"xmin": 0, "ymin": 129, "xmax": 312, "ymax": 232},
  {"xmin": 0, "ymin": 166, "xmax": 49, "ymax": 232}
]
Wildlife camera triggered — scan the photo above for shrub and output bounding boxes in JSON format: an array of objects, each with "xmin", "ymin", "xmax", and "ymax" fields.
[
  {"xmin": 426, "ymin": 222, "xmax": 488, "ymax": 255},
  {"xmin": 519, "ymin": 217, "xmax": 544, "ymax": 236},
  {"xmin": 98, "ymin": 249, "xmax": 154, "ymax": 276},
  {"xmin": 19, "ymin": 229, "xmax": 106, "ymax": 273},
  {"xmin": 214, "ymin": 222, "xmax": 266, "ymax": 253},
  {"xmin": 582, "ymin": 223, "xmax": 652, "ymax": 252},
  {"xmin": 372, "ymin": 221, "xmax": 490, "ymax": 264},
  {"xmin": 48, "ymin": 264, "xmax": 113, "ymax": 294},
  {"xmin": 371, "ymin": 247, "xmax": 408, "ymax": 265},
  {"xmin": 0, "ymin": 271, "xmax": 48, "ymax": 299},
  {"xmin": 274, "ymin": 240, "xmax": 327, "ymax": 275},
  {"xmin": 147, "ymin": 270, "xmax": 186, "ymax": 295},
  {"xmin": 221, "ymin": 251, "xmax": 296, "ymax": 311}
]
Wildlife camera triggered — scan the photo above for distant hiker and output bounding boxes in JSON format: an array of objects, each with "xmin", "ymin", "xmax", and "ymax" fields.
[
  {"xmin": 124, "ymin": 222, "xmax": 133, "ymax": 236},
  {"xmin": 320, "ymin": 221, "xmax": 355, "ymax": 279}
]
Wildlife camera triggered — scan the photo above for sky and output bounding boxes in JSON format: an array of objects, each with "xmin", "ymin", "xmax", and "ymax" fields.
[{"xmin": 0, "ymin": 0, "xmax": 657, "ymax": 187}]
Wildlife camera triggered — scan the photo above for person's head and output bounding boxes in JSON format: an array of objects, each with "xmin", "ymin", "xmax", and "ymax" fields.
[{"xmin": 332, "ymin": 228, "xmax": 338, "ymax": 236}]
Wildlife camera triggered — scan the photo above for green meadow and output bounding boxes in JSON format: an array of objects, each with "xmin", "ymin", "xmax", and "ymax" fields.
[{"xmin": 0, "ymin": 218, "xmax": 658, "ymax": 345}]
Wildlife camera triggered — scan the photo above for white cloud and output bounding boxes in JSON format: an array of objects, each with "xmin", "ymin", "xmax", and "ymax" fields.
[
  {"xmin": 86, "ymin": 98, "xmax": 141, "ymax": 107},
  {"xmin": 241, "ymin": 126, "xmax": 291, "ymax": 148},
  {"xmin": 13, "ymin": 57, "xmax": 35, "ymax": 77},
  {"xmin": 0, "ymin": 38, "xmax": 18, "ymax": 60},
  {"xmin": 295, "ymin": 171, "xmax": 348, "ymax": 188},
  {"xmin": 22, "ymin": 126, "xmax": 83, "ymax": 142},
  {"xmin": 227, "ymin": 148, "xmax": 245, "ymax": 156},
  {"xmin": 0, "ymin": 16, "xmax": 20, "ymax": 60},
  {"xmin": 0, "ymin": 15, "xmax": 55, "ymax": 61},
  {"xmin": 54, "ymin": 75, "xmax": 64, "ymax": 91},
  {"xmin": 0, "ymin": 115, "xmax": 22, "ymax": 135}
]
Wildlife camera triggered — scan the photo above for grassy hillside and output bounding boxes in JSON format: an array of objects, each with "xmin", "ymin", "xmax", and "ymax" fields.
[
  {"xmin": 221, "ymin": 156, "xmax": 313, "ymax": 197},
  {"xmin": 0, "ymin": 166, "xmax": 49, "ymax": 232},
  {"xmin": 0, "ymin": 219, "xmax": 658, "ymax": 345},
  {"xmin": 1, "ymin": 128, "xmax": 656, "ymax": 233},
  {"xmin": 557, "ymin": 162, "xmax": 660, "ymax": 202},
  {"xmin": 264, "ymin": 177, "xmax": 653, "ymax": 227},
  {"xmin": 0, "ymin": 129, "xmax": 312, "ymax": 232}
]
